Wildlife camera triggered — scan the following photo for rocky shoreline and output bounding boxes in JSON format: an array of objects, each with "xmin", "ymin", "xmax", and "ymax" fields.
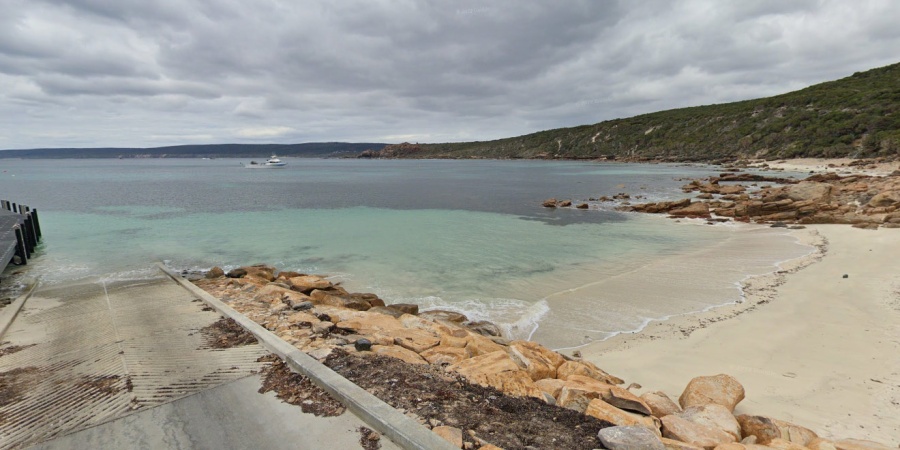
[
  {"xmin": 194, "ymin": 264, "xmax": 893, "ymax": 450},
  {"xmin": 543, "ymin": 160, "xmax": 900, "ymax": 230}
]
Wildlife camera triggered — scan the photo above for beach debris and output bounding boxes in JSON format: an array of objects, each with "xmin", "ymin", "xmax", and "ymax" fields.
[{"xmin": 843, "ymin": 274, "xmax": 849, "ymax": 278}]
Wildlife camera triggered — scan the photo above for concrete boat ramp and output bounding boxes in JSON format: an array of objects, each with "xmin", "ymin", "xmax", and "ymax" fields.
[{"xmin": 0, "ymin": 270, "xmax": 406, "ymax": 450}]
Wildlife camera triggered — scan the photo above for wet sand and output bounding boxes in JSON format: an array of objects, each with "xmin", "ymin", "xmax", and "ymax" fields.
[{"xmin": 579, "ymin": 225, "xmax": 900, "ymax": 444}]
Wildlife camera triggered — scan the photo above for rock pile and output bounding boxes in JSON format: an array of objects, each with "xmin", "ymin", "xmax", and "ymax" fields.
[
  {"xmin": 194, "ymin": 264, "xmax": 893, "ymax": 450},
  {"xmin": 617, "ymin": 171, "xmax": 900, "ymax": 229}
]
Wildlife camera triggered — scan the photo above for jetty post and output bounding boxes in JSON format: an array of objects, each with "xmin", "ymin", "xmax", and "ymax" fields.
[{"xmin": 1, "ymin": 200, "xmax": 42, "ymax": 271}]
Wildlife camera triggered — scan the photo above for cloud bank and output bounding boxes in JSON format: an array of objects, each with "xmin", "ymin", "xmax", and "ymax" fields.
[{"xmin": 2, "ymin": 0, "xmax": 899, "ymax": 149}]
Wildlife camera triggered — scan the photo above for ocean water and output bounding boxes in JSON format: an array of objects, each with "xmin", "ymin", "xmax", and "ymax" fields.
[{"xmin": 0, "ymin": 158, "xmax": 811, "ymax": 348}]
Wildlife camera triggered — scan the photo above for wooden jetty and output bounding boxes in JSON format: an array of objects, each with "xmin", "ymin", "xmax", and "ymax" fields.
[{"xmin": 1, "ymin": 199, "xmax": 42, "ymax": 276}]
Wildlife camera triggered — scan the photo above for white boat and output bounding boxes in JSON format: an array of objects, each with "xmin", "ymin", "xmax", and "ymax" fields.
[{"xmin": 245, "ymin": 155, "xmax": 287, "ymax": 168}]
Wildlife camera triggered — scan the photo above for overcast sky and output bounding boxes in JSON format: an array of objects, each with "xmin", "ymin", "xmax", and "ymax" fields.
[{"xmin": 1, "ymin": 0, "xmax": 899, "ymax": 149}]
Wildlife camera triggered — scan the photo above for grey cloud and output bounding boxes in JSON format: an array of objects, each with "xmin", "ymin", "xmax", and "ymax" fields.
[{"xmin": 0, "ymin": 0, "xmax": 899, "ymax": 149}]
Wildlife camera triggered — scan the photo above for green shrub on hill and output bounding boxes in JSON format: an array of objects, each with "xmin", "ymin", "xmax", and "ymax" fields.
[{"xmin": 388, "ymin": 62, "xmax": 900, "ymax": 161}]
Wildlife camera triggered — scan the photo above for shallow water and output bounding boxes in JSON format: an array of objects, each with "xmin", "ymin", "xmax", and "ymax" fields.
[{"xmin": 0, "ymin": 158, "xmax": 810, "ymax": 348}]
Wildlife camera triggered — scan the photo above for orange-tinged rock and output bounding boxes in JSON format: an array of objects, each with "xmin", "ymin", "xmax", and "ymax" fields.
[
  {"xmin": 767, "ymin": 438, "xmax": 808, "ymax": 450},
  {"xmin": 834, "ymin": 439, "xmax": 895, "ymax": 450},
  {"xmin": 679, "ymin": 374, "xmax": 745, "ymax": 412},
  {"xmin": 289, "ymin": 275, "xmax": 332, "ymax": 293},
  {"xmin": 507, "ymin": 340, "xmax": 566, "ymax": 381},
  {"xmin": 465, "ymin": 335, "xmax": 506, "ymax": 357},
  {"xmin": 534, "ymin": 378, "xmax": 566, "ymax": 399},
  {"xmin": 474, "ymin": 370, "xmax": 544, "ymax": 399},
  {"xmin": 393, "ymin": 328, "xmax": 441, "ymax": 353},
  {"xmin": 606, "ymin": 384, "xmax": 653, "ymax": 416},
  {"xmin": 399, "ymin": 313, "xmax": 455, "ymax": 337},
  {"xmin": 253, "ymin": 284, "xmax": 294, "ymax": 303},
  {"xmin": 584, "ymin": 399, "xmax": 660, "ymax": 433},
  {"xmin": 336, "ymin": 313, "xmax": 404, "ymax": 334},
  {"xmin": 661, "ymin": 437, "xmax": 704, "ymax": 449},
  {"xmin": 642, "ymin": 391, "xmax": 683, "ymax": 418},
  {"xmin": 433, "ymin": 426, "xmax": 463, "ymax": 448},
  {"xmin": 736, "ymin": 415, "xmax": 780, "ymax": 444},
  {"xmin": 678, "ymin": 404, "xmax": 740, "ymax": 441},
  {"xmin": 440, "ymin": 334, "xmax": 469, "ymax": 349},
  {"xmin": 557, "ymin": 386, "xmax": 601, "ymax": 412},
  {"xmin": 770, "ymin": 418, "xmax": 817, "ymax": 445},
  {"xmin": 420, "ymin": 346, "xmax": 469, "ymax": 365},
  {"xmin": 557, "ymin": 360, "xmax": 624, "ymax": 385},
  {"xmin": 286, "ymin": 311, "xmax": 320, "ymax": 325},
  {"xmin": 371, "ymin": 344, "xmax": 427, "ymax": 365},
  {"xmin": 448, "ymin": 351, "xmax": 520, "ymax": 378},
  {"xmin": 806, "ymin": 438, "xmax": 837, "ymax": 450},
  {"xmin": 661, "ymin": 415, "xmax": 736, "ymax": 449}
]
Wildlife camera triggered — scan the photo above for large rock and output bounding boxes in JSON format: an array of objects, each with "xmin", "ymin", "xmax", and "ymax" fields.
[
  {"xmin": 465, "ymin": 320, "xmax": 502, "ymax": 337},
  {"xmin": 449, "ymin": 351, "xmax": 520, "ymax": 378},
  {"xmin": 661, "ymin": 415, "xmax": 736, "ymax": 449},
  {"xmin": 679, "ymin": 374, "xmax": 745, "ymax": 412},
  {"xmin": 557, "ymin": 386, "xmax": 601, "ymax": 412},
  {"xmin": 661, "ymin": 437, "xmax": 704, "ymax": 449},
  {"xmin": 735, "ymin": 415, "xmax": 779, "ymax": 444},
  {"xmin": 668, "ymin": 202, "xmax": 711, "ymax": 218},
  {"xmin": 312, "ymin": 293, "xmax": 372, "ymax": 311},
  {"xmin": 392, "ymin": 328, "xmax": 441, "ymax": 353},
  {"xmin": 605, "ymin": 384, "xmax": 653, "ymax": 416},
  {"xmin": 678, "ymin": 404, "xmax": 741, "ymax": 441},
  {"xmin": 387, "ymin": 303, "xmax": 419, "ymax": 315},
  {"xmin": 833, "ymin": 439, "xmax": 895, "ymax": 450},
  {"xmin": 419, "ymin": 346, "xmax": 468, "ymax": 365},
  {"xmin": 598, "ymin": 425, "xmax": 666, "ymax": 450},
  {"xmin": 371, "ymin": 345, "xmax": 427, "ymax": 365},
  {"xmin": 241, "ymin": 265, "xmax": 277, "ymax": 282},
  {"xmin": 336, "ymin": 313, "xmax": 405, "ymax": 335},
  {"xmin": 769, "ymin": 418, "xmax": 817, "ymax": 446},
  {"xmin": 534, "ymin": 378, "xmax": 566, "ymax": 399},
  {"xmin": 464, "ymin": 334, "xmax": 506, "ymax": 357},
  {"xmin": 556, "ymin": 360, "xmax": 624, "ymax": 385},
  {"xmin": 806, "ymin": 438, "xmax": 838, "ymax": 450},
  {"xmin": 766, "ymin": 438, "xmax": 810, "ymax": 450},
  {"xmin": 507, "ymin": 340, "xmax": 566, "ymax": 381},
  {"xmin": 206, "ymin": 266, "xmax": 225, "ymax": 278},
  {"xmin": 585, "ymin": 399, "xmax": 660, "ymax": 433},
  {"xmin": 785, "ymin": 182, "xmax": 832, "ymax": 202},
  {"xmin": 448, "ymin": 351, "xmax": 545, "ymax": 398},
  {"xmin": 288, "ymin": 275, "xmax": 333, "ymax": 293},
  {"xmin": 419, "ymin": 309, "xmax": 468, "ymax": 323},
  {"xmin": 867, "ymin": 190, "xmax": 900, "ymax": 207},
  {"xmin": 642, "ymin": 391, "xmax": 683, "ymax": 418}
]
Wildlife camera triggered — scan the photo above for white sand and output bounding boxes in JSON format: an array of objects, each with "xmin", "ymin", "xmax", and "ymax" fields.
[
  {"xmin": 764, "ymin": 157, "xmax": 900, "ymax": 177},
  {"xmin": 580, "ymin": 225, "xmax": 900, "ymax": 445}
]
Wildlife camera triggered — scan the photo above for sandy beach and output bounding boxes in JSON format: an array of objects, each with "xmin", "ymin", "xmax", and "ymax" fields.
[{"xmin": 581, "ymin": 224, "xmax": 900, "ymax": 445}]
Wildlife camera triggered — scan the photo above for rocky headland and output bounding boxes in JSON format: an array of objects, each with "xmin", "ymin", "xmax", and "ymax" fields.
[
  {"xmin": 544, "ymin": 163, "xmax": 900, "ymax": 230},
  {"xmin": 194, "ymin": 264, "xmax": 894, "ymax": 450}
]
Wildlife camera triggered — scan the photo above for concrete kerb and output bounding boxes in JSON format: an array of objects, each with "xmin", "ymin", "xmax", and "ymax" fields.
[
  {"xmin": 0, "ymin": 280, "xmax": 39, "ymax": 339},
  {"xmin": 156, "ymin": 263, "xmax": 458, "ymax": 450}
]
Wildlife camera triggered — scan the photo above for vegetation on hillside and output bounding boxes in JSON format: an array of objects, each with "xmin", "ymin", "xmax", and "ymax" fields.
[{"xmin": 371, "ymin": 62, "xmax": 900, "ymax": 161}]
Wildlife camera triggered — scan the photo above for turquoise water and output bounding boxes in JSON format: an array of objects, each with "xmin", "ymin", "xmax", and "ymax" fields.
[{"xmin": 0, "ymin": 158, "xmax": 810, "ymax": 348}]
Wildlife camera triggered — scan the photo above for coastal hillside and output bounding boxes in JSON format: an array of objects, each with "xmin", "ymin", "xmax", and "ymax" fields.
[
  {"xmin": 364, "ymin": 62, "xmax": 900, "ymax": 162},
  {"xmin": 0, "ymin": 142, "xmax": 387, "ymax": 159}
]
